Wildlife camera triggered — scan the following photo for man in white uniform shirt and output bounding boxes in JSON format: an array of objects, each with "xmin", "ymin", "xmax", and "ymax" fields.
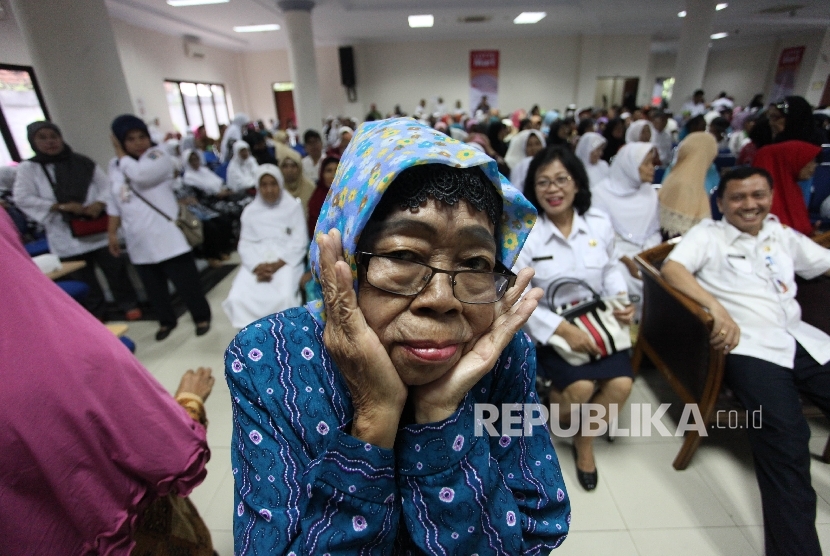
[{"xmin": 662, "ymin": 166, "xmax": 830, "ymax": 556}]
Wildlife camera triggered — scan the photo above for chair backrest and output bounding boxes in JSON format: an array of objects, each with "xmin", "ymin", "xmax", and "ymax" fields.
[
  {"xmin": 808, "ymin": 163, "xmax": 830, "ymax": 218},
  {"xmin": 797, "ymin": 230, "xmax": 830, "ymax": 334},
  {"xmin": 636, "ymin": 243, "xmax": 718, "ymax": 402}
]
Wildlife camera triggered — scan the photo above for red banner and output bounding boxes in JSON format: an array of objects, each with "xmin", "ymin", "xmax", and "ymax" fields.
[
  {"xmin": 470, "ymin": 50, "xmax": 499, "ymax": 115},
  {"xmin": 769, "ymin": 46, "xmax": 805, "ymax": 101}
]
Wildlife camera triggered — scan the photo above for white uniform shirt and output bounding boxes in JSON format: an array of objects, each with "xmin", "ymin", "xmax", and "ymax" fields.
[
  {"xmin": 107, "ymin": 149, "xmax": 191, "ymax": 265},
  {"xmin": 515, "ymin": 208, "xmax": 629, "ymax": 344},
  {"xmin": 302, "ymin": 155, "xmax": 321, "ymax": 184},
  {"xmin": 666, "ymin": 216, "xmax": 830, "ymax": 368},
  {"xmin": 13, "ymin": 160, "xmax": 110, "ymax": 257}
]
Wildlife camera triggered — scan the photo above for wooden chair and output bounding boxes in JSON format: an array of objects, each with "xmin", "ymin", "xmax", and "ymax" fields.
[{"xmin": 631, "ymin": 231, "xmax": 830, "ymax": 470}]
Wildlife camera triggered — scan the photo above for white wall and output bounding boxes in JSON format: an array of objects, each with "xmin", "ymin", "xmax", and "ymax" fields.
[
  {"xmin": 595, "ymin": 34, "xmax": 653, "ymax": 107},
  {"xmin": 805, "ymin": 28, "xmax": 830, "ymax": 106},
  {"xmin": 702, "ymin": 42, "xmax": 778, "ymax": 105},
  {"xmin": 111, "ymin": 18, "xmax": 248, "ymax": 135}
]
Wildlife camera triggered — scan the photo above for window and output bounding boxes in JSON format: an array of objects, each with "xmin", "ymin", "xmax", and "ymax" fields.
[
  {"xmin": 164, "ymin": 80, "xmax": 231, "ymax": 140},
  {"xmin": 0, "ymin": 64, "xmax": 50, "ymax": 164}
]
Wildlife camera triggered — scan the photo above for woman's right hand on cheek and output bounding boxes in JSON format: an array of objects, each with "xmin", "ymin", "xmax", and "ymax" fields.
[{"xmin": 317, "ymin": 229, "xmax": 407, "ymax": 449}]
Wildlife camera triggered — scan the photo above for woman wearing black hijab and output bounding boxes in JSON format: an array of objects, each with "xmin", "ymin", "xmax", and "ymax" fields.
[
  {"xmin": 601, "ymin": 117, "xmax": 626, "ymax": 162},
  {"xmin": 768, "ymin": 95, "xmax": 823, "ymax": 145},
  {"xmin": 13, "ymin": 121, "xmax": 140, "ymax": 320}
]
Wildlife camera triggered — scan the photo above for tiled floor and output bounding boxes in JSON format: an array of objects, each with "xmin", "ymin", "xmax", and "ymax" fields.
[{"xmin": 129, "ymin": 262, "xmax": 830, "ymax": 556}]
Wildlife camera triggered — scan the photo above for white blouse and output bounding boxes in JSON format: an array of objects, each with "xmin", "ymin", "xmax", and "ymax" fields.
[{"xmin": 515, "ymin": 208, "xmax": 628, "ymax": 344}]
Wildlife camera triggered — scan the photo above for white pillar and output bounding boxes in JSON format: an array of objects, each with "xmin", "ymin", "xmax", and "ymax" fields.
[
  {"xmin": 670, "ymin": 0, "xmax": 717, "ymax": 113},
  {"xmin": 8, "ymin": 0, "xmax": 134, "ymax": 168},
  {"xmin": 278, "ymin": 0, "xmax": 323, "ymax": 134},
  {"xmin": 574, "ymin": 34, "xmax": 601, "ymax": 110}
]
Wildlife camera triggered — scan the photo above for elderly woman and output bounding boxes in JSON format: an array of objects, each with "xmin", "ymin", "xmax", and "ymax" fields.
[
  {"xmin": 226, "ymin": 140, "xmax": 259, "ymax": 193},
  {"xmin": 574, "ymin": 131, "xmax": 609, "ymax": 187},
  {"xmin": 624, "ymin": 119, "xmax": 654, "ymax": 144},
  {"xmin": 13, "ymin": 121, "xmax": 140, "ymax": 320},
  {"xmin": 222, "ymin": 165, "xmax": 308, "ymax": 328},
  {"xmin": 225, "ymin": 118, "xmax": 570, "ymax": 553},
  {"xmin": 591, "ymin": 142, "xmax": 660, "ymax": 311},
  {"xmin": 517, "ymin": 146, "xmax": 633, "ymax": 491},
  {"xmin": 505, "ymin": 129, "xmax": 546, "ymax": 191}
]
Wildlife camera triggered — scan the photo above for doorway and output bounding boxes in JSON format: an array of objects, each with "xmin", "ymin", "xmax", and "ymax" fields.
[
  {"xmin": 273, "ymin": 82, "xmax": 295, "ymax": 129},
  {"xmin": 595, "ymin": 77, "xmax": 640, "ymax": 111}
]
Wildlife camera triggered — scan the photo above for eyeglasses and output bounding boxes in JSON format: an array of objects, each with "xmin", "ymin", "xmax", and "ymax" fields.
[
  {"xmin": 535, "ymin": 175, "xmax": 573, "ymax": 190},
  {"xmin": 355, "ymin": 251, "xmax": 516, "ymax": 304},
  {"xmin": 772, "ymin": 99, "xmax": 789, "ymax": 115}
]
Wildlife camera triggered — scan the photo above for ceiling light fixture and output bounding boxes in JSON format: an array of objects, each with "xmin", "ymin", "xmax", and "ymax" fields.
[
  {"xmin": 233, "ymin": 24, "xmax": 280, "ymax": 32},
  {"xmin": 710, "ymin": 32, "xmax": 728, "ymax": 39},
  {"xmin": 167, "ymin": 0, "xmax": 229, "ymax": 6},
  {"xmin": 408, "ymin": 15, "xmax": 434, "ymax": 28},
  {"xmin": 514, "ymin": 12, "xmax": 546, "ymax": 24},
  {"xmin": 716, "ymin": 3, "xmax": 728, "ymax": 10},
  {"xmin": 678, "ymin": 10, "xmax": 687, "ymax": 17}
]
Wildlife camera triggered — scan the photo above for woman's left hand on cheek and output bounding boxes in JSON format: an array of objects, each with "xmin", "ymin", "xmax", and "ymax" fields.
[{"xmin": 410, "ymin": 267, "xmax": 542, "ymax": 424}]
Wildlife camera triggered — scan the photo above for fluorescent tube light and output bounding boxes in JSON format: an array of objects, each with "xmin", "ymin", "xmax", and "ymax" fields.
[
  {"xmin": 514, "ymin": 12, "xmax": 546, "ymax": 24},
  {"xmin": 716, "ymin": 3, "xmax": 728, "ymax": 10},
  {"xmin": 678, "ymin": 10, "xmax": 687, "ymax": 17},
  {"xmin": 167, "ymin": 0, "xmax": 229, "ymax": 6},
  {"xmin": 710, "ymin": 32, "xmax": 728, "ymax": 39},
  {"xmin": 408, "ymin": 15, "xmax": 434, "ymax": 28},
  {"xmin": 233, "ymin": 24, "xmax": 280, "ymax": 32}
]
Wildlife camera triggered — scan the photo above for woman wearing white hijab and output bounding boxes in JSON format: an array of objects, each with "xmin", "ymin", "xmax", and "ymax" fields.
[
  {"xmin": 575, "ymin": 132, "xmax": 610, "ymax": 187},
  {"xmin": 222, "ymin": 164, "xmax": 308, "ymax": 328},
  {"xmin": 505, "ymin": 129, "xmax": 545, "ymax": 190},
  {"xmin": 624, "ymin": 119, "xmax": 655, "ymax": 145},
  {"xmin": 591, "ymin": 142, "xmax": 660, "ymax": 311},
  {"xmin": 181, "ymin": 149, "xmax": 223, "ymax": 195},
  {"xmin": 226, "ymin": 140, "xmax": 258, "ymax": 193},
  {"xmin": 219, "ymin": 112, "xmax": 249, "ymax": 162}
]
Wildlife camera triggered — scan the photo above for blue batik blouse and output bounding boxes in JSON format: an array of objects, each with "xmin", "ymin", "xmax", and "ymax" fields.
[{"xmin": 225, "ymin": 306, "xmax": 570, "ymax": 555}]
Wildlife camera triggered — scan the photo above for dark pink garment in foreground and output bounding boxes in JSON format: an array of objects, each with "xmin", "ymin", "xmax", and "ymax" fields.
[{"xmin": 0, "ymin": 210, "xmax": 209, "ymax": 555}]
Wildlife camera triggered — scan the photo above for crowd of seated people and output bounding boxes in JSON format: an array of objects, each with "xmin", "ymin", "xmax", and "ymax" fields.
[{"xmin": 2, "ymin": 89, "xmax": 830, "ymax": 555}]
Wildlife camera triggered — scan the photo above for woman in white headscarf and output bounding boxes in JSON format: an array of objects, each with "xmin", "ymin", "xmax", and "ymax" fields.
[
  {"xmin": 591, "ymin": 142, "xmax": 660, "ymax": 310},
  {"xmin": 226, "ymin": 140, "xmax": 258, "ymax": 193},
  {"xmin": 222, "ymin": 164, "xmax": 308, "ymax": 328},
  {"xmin": 575, "ymin": 132, "xmax": 610, "ymax": 187},
  {"xmin": 624, "ymin": 119, "xmax": 655, "ymax": 145},
  {"xmin": 180, "ymin": 149, "xmax": 234, "ymax": 265},
  {"xmin": 219, "ymin": 113, "xmax": 249, "ymax": 162},
  {"xmin": 505, "ymin": 129, "xmax": 546, "ymax": 190}
]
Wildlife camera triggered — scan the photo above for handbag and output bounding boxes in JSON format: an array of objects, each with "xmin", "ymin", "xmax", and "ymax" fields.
[
  {"xmin": 546, "ymin": 278, "xmax": 631, "ymax": 366},
  {"xmin": 41, "ymin": 163, "xmax": 109, "ymax": 238},
  {"xmin": 126, "ymin": 180, "xmax": 204, "ymax": 247}
]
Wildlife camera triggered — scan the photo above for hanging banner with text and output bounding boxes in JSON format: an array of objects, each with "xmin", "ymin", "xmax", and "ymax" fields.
[
  {"xmin": 470, "ymin": 50, "xmax": 499, "ymax": 116},
  {"xmin": 769, "ymin": 46, "xmax": 805, "ymax": 102}
]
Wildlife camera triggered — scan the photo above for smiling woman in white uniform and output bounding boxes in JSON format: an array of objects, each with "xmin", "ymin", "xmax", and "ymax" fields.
[
  {"xmin": 517, "ymin": 146, "xmax": 634, "ymax": 492},
  {"xmin": 106, "ymin": 115, "xmax": 211, "ymax": 341}
]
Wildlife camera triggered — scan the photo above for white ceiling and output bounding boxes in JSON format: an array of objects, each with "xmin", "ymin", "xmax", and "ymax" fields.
[{"xmin": 104, "ymin": 0, "xmax": 830, "ymax": 53}]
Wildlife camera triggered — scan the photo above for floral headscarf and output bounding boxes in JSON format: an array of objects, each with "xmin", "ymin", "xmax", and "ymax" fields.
[{"xmin": 306, "ymin": 117, "xmax": 537, "ymax": 323}]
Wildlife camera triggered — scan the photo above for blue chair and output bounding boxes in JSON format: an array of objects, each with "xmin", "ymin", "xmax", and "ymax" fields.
[
  {"xmin": 654, "ymin": 167, "xmax": 666, "ymax": 184},
  {"xmin": 119, "ymin": 336, "xmax": 136, "ymax": 353},
  {"xmin": 808, "ymin": 164, "xmax": 830, "ymax": 221},
  {"xmin": 25, "ymin": 237, "xmax": 50, "ymax": 256},
  {"xmin": 714, "ymin": 155, "xmax": 737, "ymax": 171},
  {"xmin": 56, "ymin": 280, "xmax": 90, "ymax": 302}
]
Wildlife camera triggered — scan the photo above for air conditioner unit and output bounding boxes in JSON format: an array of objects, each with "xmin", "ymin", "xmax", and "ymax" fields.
[{"xmin": 184, "ymin": 36, "xmax": 205, "ymax": 59}]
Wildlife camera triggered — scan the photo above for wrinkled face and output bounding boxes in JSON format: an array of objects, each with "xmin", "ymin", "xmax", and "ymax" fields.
[
  {"xmin": 717, "ymin": 174, "xmax": 772, "ymax": 236},
  {"xmin": 258, "ymin": 174, "xmax": 281, "ymax": 204},
  {"xmin": 767, "ymin": 106, "xmax": 785, "ymax": 136},
  {"xmin": 321, "ymin": 161, "xmax": 338, "ymax": 188},
  {"xmin": 525, "ymin": 134, "xmax": 543, "ymax": 158},
  {"xmin": 124, "ymin": 130, "xmax": 152, "ymax": 158},
  {"xmin": 638, "ymin": 151, "xmax": 656, "ymax": 183},
  {"xmin": 535, "ymin": 159, "xmax": 577, "ymax": 220},
  {"xmin": 33, "ymin": 128, "xmax": 64, "ymax": 156},
  {"xmin": 306, "ymin": 136, "xmax": 323, "ymax": 159},
  {"xmin": 799, "ymin": 159, "xmax": 818, "ymax": 181},
  {"xmin": 188, "ymin": 152, "xmax": 201, "ymax": 170},
  {"xmin": 357, "ymin": 198, "xmax": 498, "ymax": 386},
  {"xmin": 589, "ymin": 145, "xmax": 603, "ymax": 165},
  {"xmin": 281, "ymin": 159, "xmax": 301, "ymax": 182}
]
